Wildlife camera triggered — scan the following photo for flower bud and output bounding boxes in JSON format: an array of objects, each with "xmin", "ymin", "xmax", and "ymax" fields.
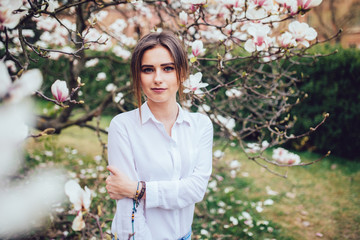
[{"xmin": 51, "ymin": 80, "xmax": 69, "ymax": 102}]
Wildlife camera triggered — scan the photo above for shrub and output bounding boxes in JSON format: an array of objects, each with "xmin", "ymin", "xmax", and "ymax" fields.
[{"xmin": 290, "ymin": 45, "xmax": 360, "ymax": 160}]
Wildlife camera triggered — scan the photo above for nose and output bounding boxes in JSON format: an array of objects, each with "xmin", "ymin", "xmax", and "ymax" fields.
[{"xmin": 154, "ymin": 69, "xmax": 163, "ymax": 85}]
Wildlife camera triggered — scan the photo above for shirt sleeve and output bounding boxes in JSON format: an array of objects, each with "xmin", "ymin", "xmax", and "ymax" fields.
[
  {"xmin": 145, "ymin": 116, "xmax": 213, "ymax": 210},
  {"xmin": 107, "ymin": 117, "xmax": 152, "ymax": 239}
]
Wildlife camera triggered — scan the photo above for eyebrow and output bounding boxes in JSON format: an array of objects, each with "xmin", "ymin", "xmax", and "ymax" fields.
[{"xmin": 141, "ymin": 62, "xmax": 175, "ymax": 68}]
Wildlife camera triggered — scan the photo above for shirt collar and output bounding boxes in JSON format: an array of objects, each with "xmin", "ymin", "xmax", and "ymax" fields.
[{"xmin": 141, "ymin": 101, "xmax": 191, "ymax": 126}]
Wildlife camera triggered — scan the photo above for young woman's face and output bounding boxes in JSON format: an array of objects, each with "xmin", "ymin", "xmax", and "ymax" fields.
[{"xmin": 140, "ymin": 45, "xmax": 179, "ymax": 106}]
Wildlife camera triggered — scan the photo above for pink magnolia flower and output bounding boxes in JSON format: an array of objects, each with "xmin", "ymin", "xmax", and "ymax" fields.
[
  {"xmin": 288, "ymin": 21, "xmax": 317, "ymax": 47},
  {"xmin": 244, "ymin": 24, "xmax": 271, "ymax": 52},
  {"xmin": 191, "ymin": 40, "xmax": 206, "ymax": 57},
  {"xmin": 51, "ymin": 80, "xmax": 69, "ymax": 102},
  {"xmin": 222, "ymin": 0, "xmax": 245, "ymax": 9},
  {"xmin": 278, "ymin": 32, "xmax": 297, "ymax": 48},
  {"xmin": 183, "ymin": 72, "xmax": 208, "ymax": 95},
  {"xmin": 246, "ymin": 0, "xmax": 274, "ymax": 19},
  {"xmin": 272, "ymin": 147, "xmax": 301, "ymax": 165},
  {"xmin": 297, "ymin": 0, "xmax": 323, "ymax": 10}
]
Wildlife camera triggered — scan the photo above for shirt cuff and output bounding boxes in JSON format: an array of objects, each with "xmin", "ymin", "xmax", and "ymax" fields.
[{"xmin": 145, "ymin": 181, "xmax": 159, "ymax": 209}]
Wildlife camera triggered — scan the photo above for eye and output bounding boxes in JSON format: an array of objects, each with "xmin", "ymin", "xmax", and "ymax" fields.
[
  {"xmin": 142, "ymin": 68, "xmax": 153, "ymax": 73},
  {"xmin": 163, "ymin": 66, "xmax": 175, "ymax": 72}
]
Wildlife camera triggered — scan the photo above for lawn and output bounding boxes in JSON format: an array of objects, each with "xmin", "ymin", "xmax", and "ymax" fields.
[{"xmin": 26, "ymin": 116, "xmax": 360, "ymax": 240}]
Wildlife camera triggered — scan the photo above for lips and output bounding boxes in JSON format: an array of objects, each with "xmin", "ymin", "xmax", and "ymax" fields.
[{"xmin": 151, "ymin": 88, "xmax": 167, "ymax": 93}]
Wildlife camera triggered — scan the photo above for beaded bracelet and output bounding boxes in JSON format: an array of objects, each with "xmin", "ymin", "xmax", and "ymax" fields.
[
  {"xmin": 131, "ymin": 181, "xmax": 140, "ymax": 240},
  {"xmin": 138, "ymin": 181, "xmax": 146, "ymax": 201}
]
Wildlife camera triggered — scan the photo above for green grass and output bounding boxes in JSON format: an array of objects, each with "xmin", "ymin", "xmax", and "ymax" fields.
[{"xmin": 25, "ymin": 119, "xmax": 360, "ymax": 240}]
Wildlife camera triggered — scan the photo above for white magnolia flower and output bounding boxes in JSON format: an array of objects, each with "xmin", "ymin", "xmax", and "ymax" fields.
[
  {"xmin": 64, "ymin": 180, "xmax": 91, "ymax": 212},
  {"xmin": 96, "ymin": 72, "xmax": 107, "ymax": 81},
  {"xmin": 213, "ymin": 150, "xmax": 225, "ymax": 158},
  {"xmin": 179, "ymin": 11, "xmax": 188, "ymax": 25},
  {"xmin": 114, "ymin": 92, "xmax": 124, "ymax": 104},
  {"xmin": 225, "ymin": 88, "xmax": 242, "ymax": 98},
  {"xmin": 72, "ymin": 211, "xmax": 85, "ymax": 231},
  {"xmin": 288, "ymin": 21, "xmax": 317, "ymax": 48},
  {"xmin": 112, "ymin": 45, "xmax": 131, "ymax": 60},
  {"xmin": 183, "ymin": 72, "xmax": 208, "ymax": 94},
  {"xmin": 51, "ymin": 80, "xmax": 69, "ymax": 102},
  {"xmin": 46, "ymin": 0, "xmax": 59, "ymax": 12},
  {"xmin": 0, "ymin": 0, "xmax": 26, "ymax": 29},
  {"xmin": 0, "ymin": 61, "xmax": 42, "ymax": 103},
  {"xmin": 105, "ymin": 83, "xmax": 117, "ymax": 92},
  {"xmin": 216, "ymin": 115, "xmax": 236, "ymax": 131},
  {"xmin": 244, "ymin": 24, "xmax": 271, "ymax": 53},
  {"xmin": 191, "ymin": 40, "xmax": 206, "ymax": 57},
  {"xmin": 85, "ymin": 58, "xmax": 99, "ymax": 68}
]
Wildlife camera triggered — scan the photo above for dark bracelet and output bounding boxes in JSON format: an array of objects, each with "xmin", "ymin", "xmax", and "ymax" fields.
[{"xmin": 138, "ymin": 181, "xmax": 146, "ymax": 201}]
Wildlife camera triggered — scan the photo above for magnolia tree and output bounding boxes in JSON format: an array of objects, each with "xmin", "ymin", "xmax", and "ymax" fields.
[{"xmin": 0, "ymin": 0, "xmax": 336, "ymax": 238}]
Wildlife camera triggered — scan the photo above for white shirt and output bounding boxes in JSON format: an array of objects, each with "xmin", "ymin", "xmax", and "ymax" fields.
[{"xmin": 107, "ymin": 102, "xmax": 213, "ymax": 240}]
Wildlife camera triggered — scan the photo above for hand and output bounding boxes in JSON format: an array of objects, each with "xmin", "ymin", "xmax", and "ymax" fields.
[{"xmin": 105, "ymin": 166, "xmax": 137, "ymax": 200}]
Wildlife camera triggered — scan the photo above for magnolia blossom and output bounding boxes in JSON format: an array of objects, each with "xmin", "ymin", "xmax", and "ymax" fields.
[
  {"xmin": 179, "ymin": 11, "xmax": 188, "ymax": 25},
  {"xmin": 72, "ymin": 211, "xmax": 86, "ymax": 231},
  {"xmin": 183, "ymin": 72, "xmax": 208, "ymax": 95},
  {"xmin": 114, "ymin": 92, "xmax": 125, "ymax": 104},
  {"xmin": 112, "ymin": 45, "xmax": 131, "ymax": 60},
  {"xmin": 105, "ymin": 83, "xmax": 117, "ymax": 92},
  {"xmin": 96, "ymin": 72, "xmax": 107, "ymax": 81},
  {"xmin": 0, "ymin": 0, "xmax": 26, "ymax": 29},
  {"xmin": 225, "ymin": 88, "xmax": 242, "ymax": 98},
  {"xmin": 288, "ymin": 21, "xmax": 317, "ymax": 47},
  {"xmin": 297, "ymin": 0, "xmax": 323, "ymax": 10},
  {"xmin": 222, "ymin": 0, "xmax": 245, "ymax": 10},
  {"xmin": 191, "ymin": 40, "xmax": 206, "ymax": 57},
  {"xmin": 244, "ymin": 24, "xmax": 271, "ymax": 53},
  {"xmin": 245, "ymin": 140, "xmax": 269, "ymax": 153},
  {"xmin": 272, "ymin": 147, "xmax": 301, "ymax": 165},
  {"xmin": 51, "ymin": 80, "xmax": 69, "ymax": 102},
  {"xmin": 278, "ymin": 31, "xmax": 297, "ymax": 48},
  {"xmin": 276, "ymin": 0, "xmax": 298, "ymax": 14},
  {"xmin": 181, "ymin": 0, "xmax": 206, "ymax": 5},
  {"xmin": 246, "ymin": 0, "xmax": 274, "ymax": 20},
  {"xmin": 0, "ymin": 62, "xmax": 65, "ymax": 236},
  {"xmin": 213, "ymin": 150, "xmax": 225, "ymax": 158},
  {"xmin": 85, "ymin": 58, "xmax": 99, "ymax": 68},
  {"xmin": 0, "ymin": 61, "xmax": 42, "ymax": 103},
  {"xmin": 216, "ymin": 115, "xmax": 236, "ymax": 131},
  {"xmin": 64, "ymin": 180, "xmax": 91, "ymax": 212}
]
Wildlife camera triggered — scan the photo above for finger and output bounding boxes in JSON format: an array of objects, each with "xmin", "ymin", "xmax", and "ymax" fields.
[{"xmin": 107, "ymin": 165, "xmax": 121, "ymax": 176}]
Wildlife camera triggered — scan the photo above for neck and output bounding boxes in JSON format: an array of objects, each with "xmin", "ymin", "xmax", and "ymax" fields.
[{"xmin": 147, "ymin": 100, "xmax": 179, "ymax": 123}]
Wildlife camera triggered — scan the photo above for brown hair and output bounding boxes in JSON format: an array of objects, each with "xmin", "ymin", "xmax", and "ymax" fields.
[{"xmin": 130, "ymin": 31, "xmax": 189, "ymax": 111}]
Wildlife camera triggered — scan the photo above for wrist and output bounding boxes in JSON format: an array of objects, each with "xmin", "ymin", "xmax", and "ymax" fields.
[{"xmin": 129, "ymin": 180, "xmax": 138, "ymax": 199}]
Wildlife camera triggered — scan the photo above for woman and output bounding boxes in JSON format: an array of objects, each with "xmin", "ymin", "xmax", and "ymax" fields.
[{"xmin": 106, "ymin": 31, "xmax": 213, "ymax": 240}]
